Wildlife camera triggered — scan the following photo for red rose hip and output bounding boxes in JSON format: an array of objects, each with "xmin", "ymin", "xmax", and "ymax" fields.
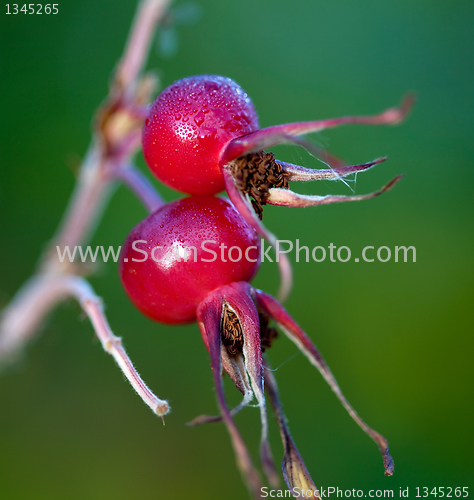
[
  {"xmin": 141, "ymin": 74, "xmax": 411, "ymax": 302},
  {"xmin": 119, "ymin": 195, "xmax": 260, "ymax": 323},
  {"xmin": 142, "ymin": 75, "xmax": 259, "ymax": 195}
]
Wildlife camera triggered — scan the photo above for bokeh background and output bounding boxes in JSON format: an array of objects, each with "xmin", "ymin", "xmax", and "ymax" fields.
[{"xmin": 1, "ymin": 1, "xmax": 473, "ymax": 499}]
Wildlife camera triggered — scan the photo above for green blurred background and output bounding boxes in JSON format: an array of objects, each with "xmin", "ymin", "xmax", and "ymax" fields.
[{"xmin": 1, "ymin": 0, "xmax": 473, "ymax": 499}]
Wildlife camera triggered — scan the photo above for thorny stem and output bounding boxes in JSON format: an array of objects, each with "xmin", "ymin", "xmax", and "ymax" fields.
[{"xmin": 0, "ymin": 0, "xmax": 172, "ymax": 414}]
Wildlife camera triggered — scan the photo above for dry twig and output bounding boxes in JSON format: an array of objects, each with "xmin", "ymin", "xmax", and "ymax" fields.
[{"xmin": 0, "ymin": 0, "xmax": 173, "ymax": 417}]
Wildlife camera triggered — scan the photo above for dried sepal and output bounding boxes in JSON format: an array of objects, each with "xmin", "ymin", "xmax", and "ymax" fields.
[
  {"xmin": 186, "ymin": 351, "xmax": 253, "ymax": 426},
  {"xmin": 231, "ymin": 152, "xmax": 289, "ymax": 219},
  {"xmin": 222, "ymin": 166, "xmax": 293, "ymax": 303},
  {"xmin": 267, "ymin": 175, "xmax": 403, "ymax": 208},
  {"xmin": 264, "ymin": 360, "xmax": 321, "ymax": 500},
  {"xmin": 285, "ymin": 136, "xmax": 347, "ymax": 170},
  {"xmin": 220, "ymin": 282, "xmax": 280, "ymax": 488},
  {"xmin": 254, "ymin": 289, "xmax": 394, "ymax": 476},
  {"xmin": 280, "ymin": 157, "xmax": 387, "ymax": 182},
  {"xmin": 222, "ymin": 95, "xmax": 414, "ymax": 163},
  {"xmin": 196, "ymin": 291, "xmax": 264, "ymax": 499}
]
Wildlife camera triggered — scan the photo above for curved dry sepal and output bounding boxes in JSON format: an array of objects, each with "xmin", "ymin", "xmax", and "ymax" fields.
[
  {"xmin": 222, "ymin": 95, "xmax": 415, "ymax": 163},
  {"xmin": 280, "ymin": 157, "xmax": 387, "ymax": 182},
  {"xmin": 267, "ymin": 175, "xmax": 403, "ymax": 208},
  {"xmin": 196, "ymin": 290, "xmax": 263, "ymax": 498},
  {"xmin": 286, "ymin": 136, "xmax": 347, "ymax": 170},
  {"xmin": 221, "ymin": 164, "xmax": 293, "ymax": 303},
  {"xmin": 264, "ymin": 360, "xmax": 321, "ymax": 500},
  {"xmin": 187, "ymin": 352, "xmax": 253, "ymax": 426},
  {"xmin": 254, "ymin": 289, "xmax": 394, "ymax": 476},
  {"xmin": 221, "ymin": 282, "xmax": 280, "ymax": 488}
]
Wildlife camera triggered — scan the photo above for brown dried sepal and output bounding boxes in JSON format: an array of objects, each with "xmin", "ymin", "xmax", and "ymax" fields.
[
  {"xmin": 232, "ymin": 152, "xmax": 290, "ymax": 219},
  {"xmin": 259, "ymin": 313, "xmax": 279, "ymax": 352},
  {"xmin": 221, "ymin": 305, "xmax": 244, "ymax": 356},
  {"xmin": 221, "ymin": 306, "xmax": 279, "ymax": 357}
]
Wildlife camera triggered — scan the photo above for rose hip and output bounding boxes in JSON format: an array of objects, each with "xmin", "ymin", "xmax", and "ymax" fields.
[
  {"xmin": 119, "ymin": 195, "xmax": 260, "ymax": 323},
  {"xmin": 142, "ymin": 75, "xmax": 412, "ymax": 301},
  {"xmin": 142, "ymin": 75, "xmax": 259, "ymax": 195},
  {"xmin": 119, "ymin": 194, "xmax": 394, "ymax": 499}
]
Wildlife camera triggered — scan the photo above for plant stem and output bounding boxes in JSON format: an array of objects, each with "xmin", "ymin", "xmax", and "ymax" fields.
[{"xmin": 0, "ymin": 0, "xmax": 172, "ymax": 416}]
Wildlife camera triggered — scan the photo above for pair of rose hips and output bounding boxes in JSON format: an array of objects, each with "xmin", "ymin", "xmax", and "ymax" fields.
[{"xmin": 119, "ymin": 75, "xmax": 409, "ymax": 497}]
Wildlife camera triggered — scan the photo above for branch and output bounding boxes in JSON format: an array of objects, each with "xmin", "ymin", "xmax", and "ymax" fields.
[
  {"xmin": 40, "ymin": 0, "xmax": 171, "ymax": 273},
  {"xmin": 115, "ymin": 0, "xmax": 171, "ymax": 93},
  {"xmin": 75, "ymin": 278, "xmax": 170, "ymax": 417},
  {"xmin": 0, "ymin": 275, "xmax": 170, "ymax": 417},
  {"xmin": 110, "ymin": 164, "xmax": 165, "ymax": 213},
  {"xmin": 1, "ymin": 0, "xmax": 172, "ymax": 391}
]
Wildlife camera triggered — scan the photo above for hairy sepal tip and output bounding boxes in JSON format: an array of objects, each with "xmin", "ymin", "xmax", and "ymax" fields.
[{"xmin": 155, "ymin": 401, "xmax": 170, "ymax": 417}]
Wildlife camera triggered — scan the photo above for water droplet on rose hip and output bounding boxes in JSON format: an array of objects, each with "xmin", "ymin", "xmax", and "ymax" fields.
[
  {"xmin": 194, "ymin": 112, "xmax": 205, "ymax": 127},
  {"xmin": 204, "ymin": 81, "xmax": 219, "ymax": 92}
]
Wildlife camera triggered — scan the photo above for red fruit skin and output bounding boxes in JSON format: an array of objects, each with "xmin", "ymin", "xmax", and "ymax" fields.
[
  {"xmin": 119, "ymin": 196, "xmax": 261, "ymax": 324},
  {"xmin": 142, "ymin": 75, "xmax": 259, "ymax": 195}
]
